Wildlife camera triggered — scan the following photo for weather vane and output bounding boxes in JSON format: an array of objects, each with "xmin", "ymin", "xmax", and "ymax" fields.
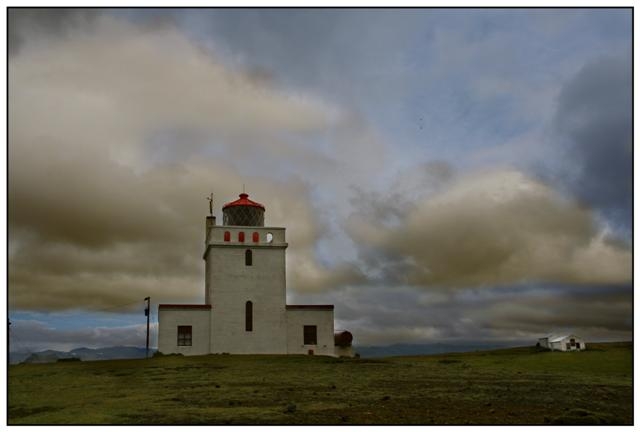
[{"xmin": 206, "ymin": 193, "xmax": 214, "ymax": 216}]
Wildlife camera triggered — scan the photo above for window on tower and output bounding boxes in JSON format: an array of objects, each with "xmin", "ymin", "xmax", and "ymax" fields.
[
  {"xmin": 224, "ymin": 231, "xmax": 230, "ymax": 242},
  {"xmin": 252, "ymin": 232, "xmax": 259, "ymax": 243},
  {"xmin": 246, "ymin": 301, "xmax": 253, "ymax": 332},
  {"xmin": 245, "ymin": 249, "xmax": 252, "ymax": 266},
  {"xmin": 177, "ymin": 326, "xmax": 192, "ymax": 346},
  {"xmin": 238, "ymin": 231, "xmax": 245, "ymax": 242}
]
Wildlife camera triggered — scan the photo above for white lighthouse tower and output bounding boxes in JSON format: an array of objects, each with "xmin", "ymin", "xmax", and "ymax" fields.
[
  {"xmin": 157, "ymin": 192, "xmax": 353, "ymax": 357},
  {"xmin": 204, "ymin": 193, "xmax": 288, "ymax": 354}
]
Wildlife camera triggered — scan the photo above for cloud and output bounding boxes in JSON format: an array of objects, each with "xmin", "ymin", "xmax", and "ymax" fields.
[
  {"xmin": 300, "ymin": 283, "xmax": 631, "ymax": 346},
  {"xmin": 8, "ymin": 8, "xmax": 99, "ymax": 56},
  {"xmin": 9, "ymin": 13, "xmax": 366, "ymax": 310},
  {"xmin": 10, "ymin": 319, "xmax": 156, "ymax": 352},
  {"xmin": 549, "ymin": 56, "xmax": 632, "ymax": 229},
  {"xmin": 8, "ymin": 10, "xmax": 631, "ymax": 352},
  {"xmin": 475, "ymin": 286, "xmax": 632, "ymax": 335},
  {"xmin": 347, "ymin": 168, "xmax": 631, "ymax": 288}
]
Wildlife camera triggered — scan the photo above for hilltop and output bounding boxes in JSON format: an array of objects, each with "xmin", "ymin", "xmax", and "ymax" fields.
[
  {"xmin": 8, "ymin": 342, "xmax": 632, "ymax": 425},
  {"xmin": 10, "ymin": 346, "xmax": 151, "ymax": 365},
  {"xmin": 9, "ymin": 341, "xmax": 518, "ymax": 364}
]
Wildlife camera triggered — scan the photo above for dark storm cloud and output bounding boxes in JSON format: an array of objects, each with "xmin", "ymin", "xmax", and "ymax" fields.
[
  {"xmin": 8, "ymin": 8, "xmax": 100, "ymax": 56},
  {"xmin": 550, "ymin": 56, "xmax": 632, "ymax": 230},
  {"xmin": 307, "ymin": 283, "xmax": 632, "ymax": 346},
  {"xmin": 472, "ymin": 284, "xmax": 632, "ymax": 334}
]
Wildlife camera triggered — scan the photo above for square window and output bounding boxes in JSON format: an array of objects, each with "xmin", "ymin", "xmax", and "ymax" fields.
[
  {"xmin": 178, "ymin": 326, "xmax": 192, "ymax": 346},
  {"xmin": 303, "ymin": 325, "xmax": 317, "ymax": 345}
]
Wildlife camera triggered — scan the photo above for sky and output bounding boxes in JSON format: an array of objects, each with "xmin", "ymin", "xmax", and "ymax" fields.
[{"xmin": 7, "ymin": 8, "xmax": 632, "ymax": 352}]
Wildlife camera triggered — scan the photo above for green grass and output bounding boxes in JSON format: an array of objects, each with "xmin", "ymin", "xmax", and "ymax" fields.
[{"xmin": 8, "ymin": 342, "xmax": 632, "ymax": 425}]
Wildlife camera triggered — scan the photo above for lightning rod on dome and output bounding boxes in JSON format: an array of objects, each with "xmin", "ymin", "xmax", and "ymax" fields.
[{"xmin": 207, "ymin": 193, "xmax": 213, "ymax": 216}]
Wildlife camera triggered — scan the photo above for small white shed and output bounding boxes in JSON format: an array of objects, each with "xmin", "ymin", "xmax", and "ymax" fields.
[{"xmin": 538, "ymin": 334, "xmax": 586, "ymax": 351}]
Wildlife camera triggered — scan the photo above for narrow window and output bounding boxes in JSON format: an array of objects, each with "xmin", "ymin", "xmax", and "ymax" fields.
[
  {"xmin": 303, "ymin": 325, "xmax": 317, "ymax": 345},
  {"xmin": 245, "ymin": 301, "xmax": 253, "ymax": 332},
  {"xmin": 238, "ymin": 231, "xmax": 245, "ymax": 242},
  {"xmin": 245, "ymin": 249, "xmax": 252, "ymax": 266},
  {"xmin": 177, "ymin": 326, "xmax": 192, "ymax": 346},
  {"xmin": 576, "ymin": 342, "xmax": 581, "ymax": 349},
  {"xmin": 224, "ymin": 231, "xmax": 230, "ymax": 242},
  {"xmin": 252, "ymin": 232, "xmax": 259, "ymax": 243},
  {"xmin": 566, "ymin": 343, "xmax": 571, "ymax": 350}
]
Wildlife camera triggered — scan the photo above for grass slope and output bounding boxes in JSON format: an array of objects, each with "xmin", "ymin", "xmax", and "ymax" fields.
[{"xmin": 8, "ymin": 342, "xmax": 632, "ymax": 425}]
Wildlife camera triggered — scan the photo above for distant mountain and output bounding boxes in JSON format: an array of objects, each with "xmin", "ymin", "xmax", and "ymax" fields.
[
  {"xmin": 10, "ymin": 346, "xmax": 154, "ymax": 364},
  {"xmin": 9, "ymin": 342, "xmax": 528, "ymax": 364},
  {"xmin": 353, "ymin": 341, "xmax": 526, "ymax": 358},
  {"xmin": 20, "ymin": 350, "xmax": 71, "ymax": 364},
  {"xmin": 68, "ymin": 346, "xmax": 153, "ymax": 361}
]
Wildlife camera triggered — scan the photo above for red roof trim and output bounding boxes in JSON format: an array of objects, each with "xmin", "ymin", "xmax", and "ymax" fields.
[
  {"xmin": 222, "ymin": 193, "xmax": 266, "ymax": 210},
  {"xmin": 286, "ymin": 305, "xmax": 334, "ymax": 310},
  {"xmin": 159, "ymin": 304, "xmax": 212, "ymax": 310}
]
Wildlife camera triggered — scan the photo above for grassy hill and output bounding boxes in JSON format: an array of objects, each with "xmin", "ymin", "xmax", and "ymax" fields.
[{"xmin": 8, "ymin": 342, "xmax": 632, "ymax": 425}]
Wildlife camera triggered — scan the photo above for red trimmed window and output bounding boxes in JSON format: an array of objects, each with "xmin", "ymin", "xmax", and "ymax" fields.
[
  {"xmin": 238, "ymin": 232, "xmax": 245, "ymax": 242},
  {"xmin": 224, "ymin": 231, "xmax": 230, "ymax": 242},
  {"xmin": 252, "ymin": 232, "xmax": 259, "ymax": 243}
]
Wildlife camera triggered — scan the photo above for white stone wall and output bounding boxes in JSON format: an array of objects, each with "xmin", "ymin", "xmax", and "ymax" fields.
[
  {"xmin": 157, "ymin": 219, "xmax": 342, "ymax": 358},
  {"xmin": 205, "ymin": 225, "xmax": 286, "ymax": 245},
  {"xmin": 204, "ymin": 226, "xmax": 286, "ymax": 305},
  {"xmin": 550, "ymin": 336, "xmax": 586, "ymax": 351},
  {"xmin": 205, "ymin": 226, "xmax": 288, "ymax": 354},
  {"xmin": 157, "ymin": 308, "xmax": 211, "ymax": 355},
  {"xmin": 286, "ymin": 309, "xmax": 335, "ymax": 356}
]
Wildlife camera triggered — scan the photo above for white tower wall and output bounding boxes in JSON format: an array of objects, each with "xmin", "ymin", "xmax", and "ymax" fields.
[{"xmin": 204, "ymin": 226, "xmax": 288, "ymax": 354}]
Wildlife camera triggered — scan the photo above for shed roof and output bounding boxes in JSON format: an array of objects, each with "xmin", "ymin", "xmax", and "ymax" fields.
[{"xmin": 548, "ymin": 334, "xmax": 580, "ymax": 342}]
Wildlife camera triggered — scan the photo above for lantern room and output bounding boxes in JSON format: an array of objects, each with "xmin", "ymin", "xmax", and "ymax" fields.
[{"xmin": 222, "ymin": 193, "xmax": 265, "ymax": 226}]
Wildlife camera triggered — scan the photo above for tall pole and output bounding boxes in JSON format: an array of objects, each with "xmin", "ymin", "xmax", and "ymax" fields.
[{"xmin": 144, "ymin": 297, "xmax": 150, "ymax": 358}]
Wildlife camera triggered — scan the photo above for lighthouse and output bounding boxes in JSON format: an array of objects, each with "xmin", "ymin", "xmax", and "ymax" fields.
[{"xmin": 157, "ymin": 192, "xmax": 353, "ymax": 357}]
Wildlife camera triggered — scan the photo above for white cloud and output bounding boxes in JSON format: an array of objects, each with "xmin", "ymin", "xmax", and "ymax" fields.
[
  {"xmin": 348, "ymin": 169, "xmax": 631, "ymax": 288},
  {"xmin": 9, "ymin": 14, "xmax": 371, "ymax": 310}
]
